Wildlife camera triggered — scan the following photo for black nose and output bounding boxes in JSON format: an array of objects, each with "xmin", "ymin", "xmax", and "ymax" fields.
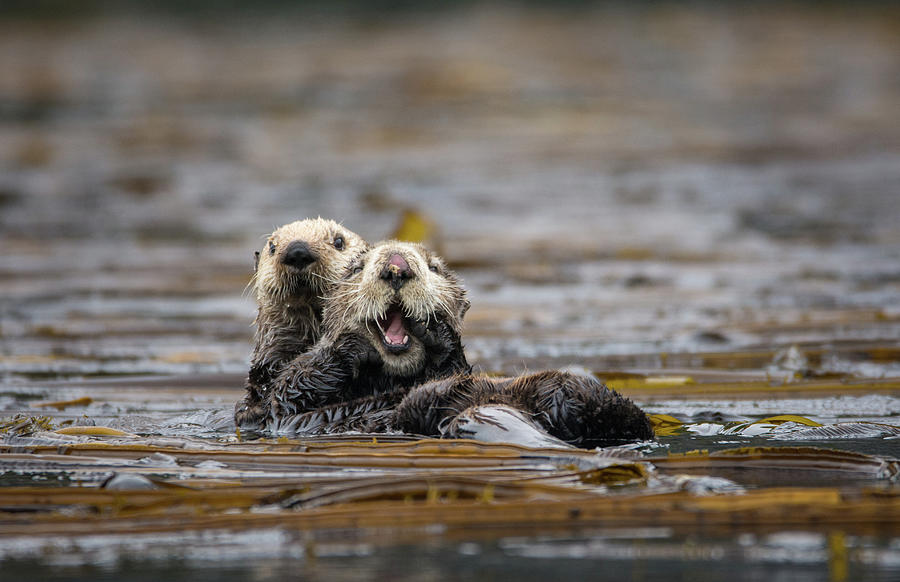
[
  {"xmin": 281, "ymin": 241, "xmax": 317, "ymax": 270},
  {"xmin": 380, "ymin": 253, "xmax": 413, "ymax": 290}
]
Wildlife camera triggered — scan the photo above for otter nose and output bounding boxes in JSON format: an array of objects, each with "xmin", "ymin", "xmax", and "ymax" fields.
[
  {"xmin": 282, "ymin": 241, "xmax": 317, "ymax": 270},
  {"xmin": 380, "ymin": 253, "xmax": 413, "ymax": 290}
]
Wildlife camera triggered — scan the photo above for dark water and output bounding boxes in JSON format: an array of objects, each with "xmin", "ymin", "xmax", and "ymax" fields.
[
  {"xmin": 1, "ymin": 3, "xmax": 899, "ymax": 581},
  {"xmin": 4, "ymin": 534, "xmax": 900, "ymax": 582}
]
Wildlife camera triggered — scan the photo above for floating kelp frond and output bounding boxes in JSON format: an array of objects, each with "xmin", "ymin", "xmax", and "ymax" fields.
[
  {"xmin": 655, "ymin": 447, "xmax": 900, "ymax": 481},
  {"xmin": 391, "ymin": 208, "xmax": 437, "ymax": 245},
  {"xmin": 649, "ymin": 414, "xmax": 685, "ymax": 437},
  {"xmin": 55, "ymin": 426, "xmax": 136, "ymax": 437},
  {"xmin": 32, "ymin": 397, "xmax": 93, "ymax": 411},
  {"xmin": 615, "ymin": 377, "xmax": 900, "ymax": 399},
  {"xmin": 0, "ymin": 486, "xmax": 897, "ymax": 539},
  {"xmin": 576, "ymin": 463, "xmax": 651, "ymax": 487},
  {"xmin": 0, "ymin": 439, "xmax": 630, "ymax": 492},
  {"xmin": 752, "ymin": 415, "xmax": 823, "ymax": 427},
  {"xmin": 281, "ymin": 475, "xmax": 599, "ymax": 509},
  {"xmin": 0, "ymin": 415, "xmax": 56, "ymax": 436},
  {"xmin": 608, "ymin": 377, "xmax": 695, "ymax": 391}
]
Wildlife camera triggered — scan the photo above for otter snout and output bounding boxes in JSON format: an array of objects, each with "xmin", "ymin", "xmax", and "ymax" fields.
[
  {"xmin": 282, "ymin": 241, "xmax": 318, "ymax": 270},
  {"xmin": 380, "ymin": 253, "xmax": 413, "ymax": 291}
]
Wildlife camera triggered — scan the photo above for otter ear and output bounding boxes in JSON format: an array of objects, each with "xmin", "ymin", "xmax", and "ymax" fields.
[
  {"xmin": 253, "ymin": 251, "xmax": 260, "ymax": 273},
  {"xmin": 458, "ymin": 298, "xmax": 471, "ymax": 320}
]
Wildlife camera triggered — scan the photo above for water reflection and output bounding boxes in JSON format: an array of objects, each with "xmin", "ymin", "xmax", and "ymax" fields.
[{"xmin": 2, "ymin": 531, "xmax": 898, "ymax": 582}]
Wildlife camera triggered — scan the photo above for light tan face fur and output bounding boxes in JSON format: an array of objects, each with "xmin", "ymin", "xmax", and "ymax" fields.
[
  {"xmin": 324, "ymin": 240, "xmax": 469, "ymax": 377},
  {"xmin": 252, "ymin": 218, "xmax": 368, "ymax": 308}
]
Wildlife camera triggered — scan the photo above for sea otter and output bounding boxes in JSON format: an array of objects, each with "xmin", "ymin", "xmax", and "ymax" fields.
[
  {"xmin": 265, "ymin": 240, "xmax": 472, "ymax": 434},
  {"xmin": 234, "ymin": 218, "xmax": 368, "ymax": 428},
  {"xmin": 275, "ymin": 371, "xmax": 654, "ymax": 448},
  {"xmin": 259, "ymin": 238, "xmax": 652, "ymax": 447},
  {"xmin": 243, "ymin": 235, "xmax": 653, "ymax": 447}
]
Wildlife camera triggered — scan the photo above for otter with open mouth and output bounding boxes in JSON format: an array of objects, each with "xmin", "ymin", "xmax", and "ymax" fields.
[
  {"xmin": 261, "ymin": 237, "xmax": 652, "ymax": 447},
  {"xmin": 244, "ymin": 233, "xmax": 651, "ymax": 448},
  {"xmin": 265, "ymin": 240, "xmax": 471, "ymax": 433},
  {"xmin": 234, "ymin": 218, "xmax": 368, "ymax": 429}
]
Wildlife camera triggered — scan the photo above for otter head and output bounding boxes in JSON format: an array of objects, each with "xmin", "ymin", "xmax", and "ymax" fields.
[
  {"xmin": 325, "ymin": 240, "xmax": 470, "ymax": 377},
  {"xmin": 252, "ymin": 218, "xmax": 368, "ymax": 310}
]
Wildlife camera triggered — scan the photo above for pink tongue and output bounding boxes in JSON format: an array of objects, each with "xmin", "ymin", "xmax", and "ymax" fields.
[{"xmin": 383, "ymin": 310, "xmax": 406, "ymax": 344}]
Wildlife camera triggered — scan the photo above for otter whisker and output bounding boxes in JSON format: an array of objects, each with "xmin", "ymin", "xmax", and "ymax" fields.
[
  {"xmin": 308, "ymin": 271, "xmax": 337, "ymax": 284},
  {"xmin": 311, "ymin": 271, "xmax": 361, "ymax": 288},
  {"xmin": 243, "ymin": 271, "xmax": 260, "ymax": 298}
]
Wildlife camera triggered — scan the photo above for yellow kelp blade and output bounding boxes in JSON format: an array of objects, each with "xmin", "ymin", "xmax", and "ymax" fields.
[
  {"xmin": 391, "ymin": 208, "xmax": 436, "ymax": 243},
  {"xmin": 649, "ymin": 414, "xmax": 686, "ymax": 437}
]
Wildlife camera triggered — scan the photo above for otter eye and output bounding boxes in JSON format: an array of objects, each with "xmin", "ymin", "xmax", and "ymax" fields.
[
  {"xmin": 268, "ymin": 241, "xmax": 276, "ymax": 255},
  {"xmin": 333, "ymin": 235, "xmax": 345, "ymax": 251}
]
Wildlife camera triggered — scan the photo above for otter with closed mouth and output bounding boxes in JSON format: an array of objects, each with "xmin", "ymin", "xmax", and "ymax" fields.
[
  {"xmin": 265, "ymin": 240, "xmax": 472, "ymax": 434},
  {"xmin": 234, "ymin": 218, "xmax": 368, "ymax": 428}
]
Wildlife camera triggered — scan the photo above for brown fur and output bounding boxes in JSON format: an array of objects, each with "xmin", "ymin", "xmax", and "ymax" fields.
[
  {"xmin": 263, "ymin": 369, "xmax": 655, "ymax": 448},
  {"xmin": 394, "ymin": 370, "xmax": 655, "ymax": 448},
  {"xmin": 321, "ymin": 240, "xmax": 470, "ymax": 378},
  {"xmin": 234, "ymin": 218, "xmax": 368, "ymax": 428},
  {"xmin": 236, "ymin": 232, "xmax": 651, "ymax": 449},
  {"xmin": 265, "ymin": 240, "xmax": 471, "ymax": 431}
]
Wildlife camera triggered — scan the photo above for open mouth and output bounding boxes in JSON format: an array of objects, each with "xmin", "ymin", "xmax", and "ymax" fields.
[{"xmin": 375, "ymin": 304, "xmax": 411, "ymax": 353}]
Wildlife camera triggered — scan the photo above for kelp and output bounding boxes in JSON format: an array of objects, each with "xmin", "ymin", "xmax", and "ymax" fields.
[
  {"xmin": 655, "ymin": 447, "xmax": 900, "ymax": 481},
  {"xmin": 648, "ymin": 414, "xmax": 686, "ymax": 436},
  {"xmin": 611, "ymin": 376, "xmax": 900, "ymax": 399},
  {"xmin": 651, "ymin": 413, "xmax": 825, "ymax": 438},
  {"xmin": 1, "ymin": 435, "xmax": 897, "ymax": 542},
  {"xmin": 0, "ymin": 415, "xmax": 56, "ymax": 436},
  {"xmin": 391, "ymin": 208, "xmax": 437, "ymax": 245},
  {"xmin": 0, "ymin": 438, "xmax": 635, "ymax": 479},
  {"xmin": 54, "ymin": 426, "xmax": 135, "ymax": 437},
  {"xmin": 647, "ymin": 412, "xmax": 900, "ymax": 440},
  {"xmin": 1, "ymin": 370, "xmax": 898, "ymax": 551},
  {"xmin": 32, "ymin": 397, "xmax": 93, "ymax": 411},
  {"xmin": 0, "ymin": 484, "xmax": 897, "ymax": 539}
]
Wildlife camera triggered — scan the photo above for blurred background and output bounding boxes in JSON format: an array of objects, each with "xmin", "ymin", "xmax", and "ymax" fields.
[{"xmin": 1, "ymin": 0, "xmax": 899, "ymax": 381}]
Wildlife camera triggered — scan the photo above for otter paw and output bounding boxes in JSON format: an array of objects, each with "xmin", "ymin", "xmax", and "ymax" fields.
[
  {"xmin": 407, "ymin": 319, "xmax": 436, "ymax": 347},
  {"xmin": 409, "ymin": 317, "xmax": 456, "ymax": 356},
  {"xmin": 336, "ymin": 332, "xmax": 382, "ymax": 374},
  {"xmin": 359, "ymin": 342, "xmax": 382, "ymax": 368}
]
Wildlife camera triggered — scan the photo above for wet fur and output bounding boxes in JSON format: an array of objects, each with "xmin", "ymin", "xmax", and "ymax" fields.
[
  {"xmin": 235, "ymin": 218, "xmax": 368, "ymax": 428},
  {"xmin": 279, "ymin": 371, "xmax": 654, "ymax": 448},
  {"xmin": 263, "ymin": 241, "xmax": 472, "ymax": 433},
  {"xmin": 238, "ymin": 233, "xmax": 652, "ymax": 448},
  {"xmin": 395, "ymin": 371, "xmax": 655, "ymax": 448}
]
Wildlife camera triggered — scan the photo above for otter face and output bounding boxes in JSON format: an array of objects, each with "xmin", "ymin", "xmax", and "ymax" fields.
[
  {"xmin": 252, "ymin": 218, "xmax": 368, "ymax": 307},
  {"xmin": 326, "ymin": 241, "xmax": 469, "ymax": 377}
]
